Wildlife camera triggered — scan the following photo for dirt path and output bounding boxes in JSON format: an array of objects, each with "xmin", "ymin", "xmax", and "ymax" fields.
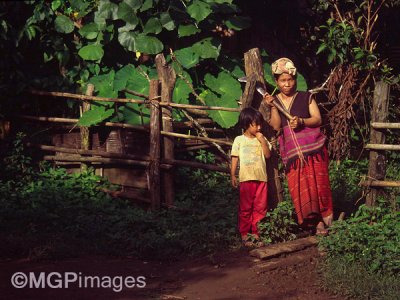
[{"xmin": 0, "ymin": 246, "xmax": 337, "ymax": 300}]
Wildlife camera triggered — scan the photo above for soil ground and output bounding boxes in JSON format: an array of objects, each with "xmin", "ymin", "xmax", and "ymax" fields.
[{"xmin": 0, "ymin": 246, "xmax": 338, "ymax": 300}]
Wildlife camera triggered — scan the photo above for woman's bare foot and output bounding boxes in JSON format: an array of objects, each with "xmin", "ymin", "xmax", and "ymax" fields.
[{"xmin": 316, "ymin": 221, "xmax": 329, "ymax": 236}]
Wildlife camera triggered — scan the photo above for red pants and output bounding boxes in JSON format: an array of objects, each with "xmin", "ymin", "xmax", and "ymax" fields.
[{"xmin": 239, "ymin": 181, "xmax": 268, "ymax": 237}]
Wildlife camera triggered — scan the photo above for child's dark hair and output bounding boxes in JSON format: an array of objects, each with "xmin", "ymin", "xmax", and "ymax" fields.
[{"xmin": 239, "ymin": 107, "xmax": 264, "ymax": 130}]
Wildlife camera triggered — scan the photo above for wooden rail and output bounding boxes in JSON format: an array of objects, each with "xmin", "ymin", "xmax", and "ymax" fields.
[
  {"xmin": 371, "ymin": 122, "xmax": 400, "ymax": 129},
  {"xmin": 365, "ymin": 144, "xmax": 400, "ymax": 151},
  {"xmin": 31, "ymin": 89, "xmax": 240, "ymax": 112}
]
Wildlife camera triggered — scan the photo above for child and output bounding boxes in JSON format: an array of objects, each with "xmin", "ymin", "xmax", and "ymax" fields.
[{"xmin": 231, "ymin": 107, "xmax": 271, "ymax": 247}]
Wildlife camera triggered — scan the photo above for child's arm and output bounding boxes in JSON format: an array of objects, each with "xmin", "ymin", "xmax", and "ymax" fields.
[
  {"xmin": 255, "ymin": 132, "xmax": 271, "ymax": 158},
  {"xmin": 230, "ymin": 156, "xmax": 239, "ymax": 188}
]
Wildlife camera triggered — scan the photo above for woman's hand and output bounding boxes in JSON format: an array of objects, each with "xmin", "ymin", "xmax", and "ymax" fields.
[
  {"xmin": 289, "ymin": 116, "xmax": 303, "ymax": 129},
  {"xmin": 263, "ymin": 93, "xmax": 276, "ymax": 107}
]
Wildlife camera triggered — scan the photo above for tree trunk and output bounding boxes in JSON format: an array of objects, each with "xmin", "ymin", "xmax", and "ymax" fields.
[{"xmin": 243, "ymin": 48, "xmax": 283, "ymax": 207}]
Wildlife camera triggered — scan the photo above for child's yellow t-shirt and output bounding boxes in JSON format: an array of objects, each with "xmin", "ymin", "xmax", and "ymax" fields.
[{"xmin": 231, "ymin": 135, "xmax": 268, "ymax": 182}]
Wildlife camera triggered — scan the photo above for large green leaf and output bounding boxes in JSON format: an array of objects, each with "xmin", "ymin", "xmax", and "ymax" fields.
[
  {"xmin": 96, "ymin": 0, "xmax": 119, "ymax": 21},
  {"xmin": 178, "ymin": 24, "xmax": 200, "ymax": 37},
  {"xmin": 124, "ymin": 0, "xmax": 142, "ymax": 10},
  {"xmin": 79, "ymin": 23, "xmax": 99, "ymax": 40},
  {"xmin": 54, "ymin": 15, "xmax": 74, "ymax": 34},
  {"xmin": 173, "ymin": 47, "xmax": 199, "ymax": 69},
  {"xmin": 187, "ymin": 0, "xmax": 212, "ymax": 23},
  {"xmin": 204, "ymin": 71, "xmax": 242, "ymax": 100},
  {"xmin": 203, "ymin": 0, "xmax": 233, "ymax": 3},
  {"xmin": 78, "ymin": 44, "xmax": 104, "ymax": 61},
  {"xmin": 263, "ymin": 62, "xmax": 275, "ymax": 88},
  {"xmin": 89, "ymin": 71, "xmax": 116, "ymax": 102},
  {"xmin": 78, "ymin": 106, "xmax": 115, "ymax": 127},
  {"xmin": 125, "ymin": 68, "xmax": 150, "ymax": 96},
  {"xmin": 121, "ymin": 103, "xmax": 150, "ymax": 125},
  {"xmin": 140, "ymin": 0, "xmax": 153, "ymax": 12},
  {"xmin": 117, "ymin": 2, "xmax": 140, "ymax": 25},
  {"xmin": 297, "ymin": 73, "xmax": 308, "ymax": 91},
  {"xmin": 143, "ymin": 18, "xmax": 162, "ymax": 34},
  {"xmin": 192, "ymin": 38, "xmax": 220, "ymax": 59},
  {"xmin": 134, "ymin": 34, "xmax": 163, "ymax": 54},
  {"xmin": 173, "ymin": 75, "xmax": 191, "ymax": 104},
  {"xmin": 225, "ymin": 16, "xmax": 251, "ymax": 30},
  {"xmin": 114, "ymin": 64, "xmax": 136, "ymax": 92},
  {"xmin": 70, "ymin": 0, "xmax": 90, "ymax": 13},
  {"xmin": 118, "ymin": 31, "xmax": 137, "ymax": 51},
  {"xmin": 202, "ymin": 90, "xmax": 239, "ymax": 128},
  {"xmin": 160, "ymin": 12, "xmax": 175, "ymax": 31}
]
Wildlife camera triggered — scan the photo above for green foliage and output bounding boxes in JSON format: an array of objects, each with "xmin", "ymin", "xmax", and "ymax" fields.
[
  {"xmin": 317, "ymin": 18, "xmax": 355, "ymax": 64},
  {"xmin": 319, "ymin": 255, "xmax": 400, "ymax": 300},
  {"xmin": 0, "ymin": 146, "xmax": 241, "ymax": 260},
  {"xmin": 328, "ymin": 159, "xmax": 368, "ymax": 216},
  {"xmin": 318, "ymin": 202, "xmax": 400, "ymax": 299},
  {"xmin": 319, "ymin": 203, "xmax": 399, "ymax": 276},
  {"xmin": 257, "ymin": 200, "xmax": 298, "ymax": 245}
]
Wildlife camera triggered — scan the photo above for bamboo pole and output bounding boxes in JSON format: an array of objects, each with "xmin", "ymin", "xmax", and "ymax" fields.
[
  {"xmin": 32, "ymin": 143, "xmax": 229, "ymax": 173},
  {"xmin": 16, "ymin": 114, "xmax": 149, "ymax": 131},
  {"xmin": 371, "ymin": 122, "xmax": 400, "ymax": 129},
  {"xmin": 31, "ymin": 89, "xmax": 240, "ymax": 111},
  {"xmin": 156, "ymin": 54, "xmax": 176, "ymax": 206},
  {"xmin": 365, "ymin": 144, "xmax": 400, "ymax": 151},
  {"xmin": 149, "ymin": 79, "xmax": 161, "ymax": 210},
  {"xmin": 27, "ymin": 143, "xmax": 150, "ymax": 161},
  {"xmin": 43, "ymin": 155, "xmax": 170, "ymax": 169},
  {"xmin": 80, "ymin": 84, "xmax": 94, "ymax": 171},
  {"xmin": 366, "ymin": 82, "xmax": 390, "ymax": 206},
  {"xmin": 17, "ymin": 114, "xmax": 232, "ymax": 146},
  {"xmin": 360, "ymin": 180, "xmax": 400, "ymax": 187},
  {"xmin": 160, "ymin": 131, "xmax": 232, "ymax": 146}
]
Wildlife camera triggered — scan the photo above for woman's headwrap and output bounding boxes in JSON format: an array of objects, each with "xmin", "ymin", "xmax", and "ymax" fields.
[{"xmin": 271, "ymin": 58, "xmax": 297, "ymax": 76}]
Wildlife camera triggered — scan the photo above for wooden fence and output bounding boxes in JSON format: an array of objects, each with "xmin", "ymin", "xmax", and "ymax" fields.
[
  {"xmin": 361, "ymin": 81, "xmax": 400, "ymax": 206},
  {"xmin": 18, "ymin": 49, "xmax": 281, "ymax": 209},
  {"xmin": 15, "ymin": 49, "xmax": 283, "ymax": 210}
]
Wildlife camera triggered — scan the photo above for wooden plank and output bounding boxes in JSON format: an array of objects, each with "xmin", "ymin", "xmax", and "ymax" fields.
[
  {"xmin": 156, "ymin": 54, "xmax": 176, "ymax": 206},
  {"xmin": 371, "ymin": 122, "xmax": 400, "ymax": 129},
  {"xmin": 366, "ymin": 81, "xmax": 390, "ymax": 206},
  {"xmin": 249, "ymin": 236, "xmax": 318, "ymax": 260},
  {"xmin": 149, "ymin": 79, "xmax": 161, "ymax": 210},
  {"xmin": 365, "ymin": 144, "xmax": 400, "ymax": 151}
]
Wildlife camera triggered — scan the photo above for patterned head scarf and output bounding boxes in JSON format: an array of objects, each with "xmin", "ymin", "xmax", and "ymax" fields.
[{"xmin": 271, "ymin": 57, "xmax": 297, "ymax": 76}]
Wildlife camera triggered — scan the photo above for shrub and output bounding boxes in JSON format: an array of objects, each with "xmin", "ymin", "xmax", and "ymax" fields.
[{"xmin": 318, "ymin": 201, "xmax": 400, "ymax": 299}]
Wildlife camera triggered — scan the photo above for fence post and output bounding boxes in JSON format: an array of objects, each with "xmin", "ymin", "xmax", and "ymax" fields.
[
  {"xmin": 242, "ymin": 48, "xmax": 283, "ymax": 207},
  {"xmin": 366, "ymin": 81, "xmax": 390, "ymax": 207},
  {"xmin": 149, "ymin": 79, "xmax": 161, "ymax": 210},
  {"xmin": 155, "ymin": 54, "xmax": 176, "ymax": 207},
  {"xmin": 80, "ymin": 83, "xmax": 94, "ymax": 172}
]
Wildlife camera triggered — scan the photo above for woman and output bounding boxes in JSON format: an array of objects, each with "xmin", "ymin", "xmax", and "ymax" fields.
[{"xmin": 264, "ymin": 57, "xmax": 333, "ymax": 235}]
